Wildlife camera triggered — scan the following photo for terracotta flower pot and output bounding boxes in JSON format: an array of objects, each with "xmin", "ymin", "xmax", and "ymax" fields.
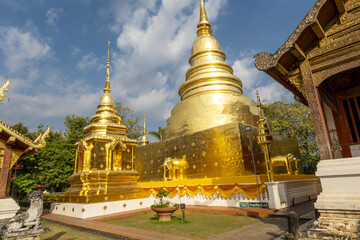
[{"xmin": 151, "ymin": 206, "xmax": 179, "ymax": 221}]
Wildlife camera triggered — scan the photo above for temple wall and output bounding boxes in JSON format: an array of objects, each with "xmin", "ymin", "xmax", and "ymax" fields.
[{"xmin": 135, "ymin": 122, "xmax": 300, "ymax": 182}]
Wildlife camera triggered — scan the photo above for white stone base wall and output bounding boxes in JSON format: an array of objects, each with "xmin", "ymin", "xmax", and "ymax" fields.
[
  {"xmin": 51, "ymin": 197, "xmax": 155, "ymax": 219},
  {"xmin": 51, "ymin": 178, "xmax": 319, "ymax": 219},
  {"xmin": 308, "ymin": 157, "xmax": 360, "ymax": 239},
  {"xmin": 0, "ymin": 198, "xmax": 20, "ymax": 220},
  {"xmin": 277, "ymin": 179, "xmax": 321, "ymax": 207}
]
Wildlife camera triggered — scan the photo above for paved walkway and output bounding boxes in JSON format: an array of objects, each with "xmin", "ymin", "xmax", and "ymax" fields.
[
  {"xmin": 41, "ymin": 202, "xmax": 314, "ymax": 240},
  {"xmin": 88, "ymin": 205, "xmax": 275, "ymax": 222},
  {"xmin": 208, "ymin": 201, "xmax": 315, "ymax": 240},
  {"xmin": 43, "ymin": 213, "xmax": 199, "ymax": 240}
]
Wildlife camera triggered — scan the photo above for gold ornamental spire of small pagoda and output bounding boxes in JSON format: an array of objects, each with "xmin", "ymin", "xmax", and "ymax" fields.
[
  {"xmin": 83, "ymin": 41, "xmax": 127, "ymax": 138},
  {"xmin": 104, "ymin": 40, "xmax": 111, "ymax": 92},
  {"xmin": 140, "ymin": 113, "xmax": 149, "ymax": 145},
  {"xmin": 197, "ymin": 0, "xmax": 212, "ymax": 36},
  {"xmin": 256, "ymin": 86, "xmax": 274, "ymax": 182}
]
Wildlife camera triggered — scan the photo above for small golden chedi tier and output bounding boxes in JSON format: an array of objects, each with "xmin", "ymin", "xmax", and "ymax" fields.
[{"xmin": 59, "ymin": 43, "xmax": 147, "ymax": 204}]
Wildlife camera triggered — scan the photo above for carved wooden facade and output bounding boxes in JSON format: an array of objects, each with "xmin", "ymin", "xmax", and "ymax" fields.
[{"xmin": 255, "ymin": 0, "xmax": 360, "ymax": 160}]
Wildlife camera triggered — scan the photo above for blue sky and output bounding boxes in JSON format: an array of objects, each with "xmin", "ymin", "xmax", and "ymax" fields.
[{"xmin": 0, "ymin": 0, "xmax": 316, "ymax": 140}]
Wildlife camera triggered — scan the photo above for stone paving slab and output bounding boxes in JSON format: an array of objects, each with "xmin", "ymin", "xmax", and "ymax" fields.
[
  {"xmin": 88, "ymin": 205, "xmax": 275, "ymax": 222},
  {"xmin": 42, "ymin": 213, "xmax": 200, "ymax": 240},
  {"xmin": 208, "ymin": 217, "xmax": 288, "ymax": 240}
]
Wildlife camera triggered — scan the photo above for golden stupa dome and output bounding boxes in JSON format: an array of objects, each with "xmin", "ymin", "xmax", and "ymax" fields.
[
  {"xmin": 192, "ymin": 35, "xmax": 221, "ymax": 54},
  {"xmin": 100, "ymin": 92, "xmax": 114, "ymax": 106},
  {"xmin": 161, "ymin": 0, "xmax": 260, "ymax": 140}
]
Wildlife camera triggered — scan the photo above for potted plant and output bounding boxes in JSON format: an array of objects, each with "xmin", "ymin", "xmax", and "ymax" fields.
[{"xmin": 151, "ymin": 189, "xmax": 179, "ymax": 221}]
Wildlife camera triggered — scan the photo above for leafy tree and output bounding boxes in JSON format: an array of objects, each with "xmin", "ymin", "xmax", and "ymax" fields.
[
  {"xmin": 262, "ymin": 101, "xmax": 320, "ymax": 173},
  {"xmin": 149, "ymin": 126, "xmax": 163, "ymax": 140},
  {"xmin": 115, "ymin": 102, "xmax": 142, "ymax": 140},
  {"xmin": 64, "ymin": 115, "xmax": 89, "ymax": 146},
  {"xmin": 11, "ymin": 115, "xmax": 89, "ymax": 198}
]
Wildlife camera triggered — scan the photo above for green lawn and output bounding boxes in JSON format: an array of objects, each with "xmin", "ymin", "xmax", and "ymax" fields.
[
  {"xmin": 102, "ymin": 211, "xmax": 259, "ymax": 239},
  {"xmin": 41, "ymin": 221, "xmax": 110, "ymax": 240}
]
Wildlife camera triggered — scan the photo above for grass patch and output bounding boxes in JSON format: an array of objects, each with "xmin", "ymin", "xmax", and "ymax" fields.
[
  {"xmin": 41, "ymin": 221, "xmax": 110, "ymax": 240},
  {"xmin": 102, "ymin": 211, "xmax": 259, "ymax": 239}
]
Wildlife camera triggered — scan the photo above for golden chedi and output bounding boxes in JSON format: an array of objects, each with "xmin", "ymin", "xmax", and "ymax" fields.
[
  {"xmin": 135, "ymin": 0, "xmax": 301, "ymax": 184},
  {"xmin": 59, "ymin": 43, "xmax": 147, "ymax": 204},
  {"xmin": 162, "ymin": 0, "xmax": 259, "ymax": 140}
]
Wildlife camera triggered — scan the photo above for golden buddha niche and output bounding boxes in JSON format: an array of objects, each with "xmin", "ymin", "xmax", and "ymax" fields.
[
  {"xmin": 135, "ymin": 0, "xmax": 301, "ymax": 184},
  {"xmin": 59, "ymin": 42, "xmax": 147, "ymax": 204}
]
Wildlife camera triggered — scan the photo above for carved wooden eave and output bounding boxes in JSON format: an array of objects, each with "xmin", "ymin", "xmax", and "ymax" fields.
[
  {"xmin": 0, "ymin": 120, "xmax": 49, "ymax": 159},
  {"xmin": 254, "ymin": 0, "xmax": 360, "ymax": 106}
]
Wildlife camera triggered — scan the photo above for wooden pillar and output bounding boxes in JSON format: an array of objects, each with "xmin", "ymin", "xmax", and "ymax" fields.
[
  {"xmin": 333, "ymin": 110, "xmax": 352, "ymax": 158},
  {"xmin": 300, "ymin": 61, "xmax": 332, "ymax": 160},
  {"xmin": 0, "ymin": 144, "xmax": 12, "ymax": 199}
]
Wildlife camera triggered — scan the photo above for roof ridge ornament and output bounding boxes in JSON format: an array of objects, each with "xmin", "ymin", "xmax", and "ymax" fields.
[{"xmin": 0, "ymin": 77, "xmax": 10, "ymax": 102}]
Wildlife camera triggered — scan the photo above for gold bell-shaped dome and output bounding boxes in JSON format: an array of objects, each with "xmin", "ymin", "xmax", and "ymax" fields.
[{"xmin": 162, "ymin": 0, "xmax": 259, "ymax": 140}]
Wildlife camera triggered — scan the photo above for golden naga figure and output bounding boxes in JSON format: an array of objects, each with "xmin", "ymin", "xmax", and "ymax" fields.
[
  {"xmin": 34, "ymin": 124, "xmax": 51, "ymax": 148},
  {"xmin": 0, "ymin": 77, "xmax": 10, "ymax": 102},
  {"xmin": 162, "ymin": 157, "xmax": 189, "ymax": 181}
]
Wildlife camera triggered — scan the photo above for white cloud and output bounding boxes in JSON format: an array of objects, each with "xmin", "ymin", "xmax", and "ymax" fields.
[
  {"xmin": 76, "ymin": 52, "xmax": 102, "ymax": 71},
  {"xmin": 232, "ymin": 56, "xmax": 261, "ymax": 91},
  {"xmin": 0, "ymin": 26, "xmax": 50, "ymax": 73},
  {"xmin": 46, "ymin": 7, "xmax": 63, "ymax": 28},
  {"xmin": 232, "ymin": 55, "xmax": 292, "ymax": 103},
  {"xmin": 0, "ymin": 24, "xmax": 99, "ymax": 130}
]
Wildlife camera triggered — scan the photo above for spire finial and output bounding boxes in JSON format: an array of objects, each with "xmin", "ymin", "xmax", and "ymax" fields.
[
  {"xmin": 140, "ymin": 113, "xmax": 149, "ymax": 145},
  {"xmin": 197, "ymin": 0, "xmax": 212, "ymax": 36},
  {"xmin": 104, "ymin": 40, "xmax": 111, "ymax": 92},
  {"xmin": 143, "ymin": 113, "xmax": 146, "ymax": 134}
]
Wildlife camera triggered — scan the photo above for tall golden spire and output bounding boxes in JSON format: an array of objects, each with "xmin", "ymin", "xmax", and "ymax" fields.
[
  {"xmin": 197, "ymin": 0, "xmax": 212, "ymax": 36},
  {"xmin": 104, "ymin": 40, "xmax": 111, "ymax": 92},
  {"xmin": 83, "ymin": 41, "xmax": 126, "ymax": 137},
  {"xmin": 140, "ymin": 113, "xmax": 149, "ymax": 145}
]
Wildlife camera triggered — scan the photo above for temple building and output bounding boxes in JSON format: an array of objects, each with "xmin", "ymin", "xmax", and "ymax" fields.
[
  {"xmin": 254, "ymin": 0, "xmax": 360, "ymax": 238},
  {"xmin": 54, "ymin": 0, "xmax": 321, "ymax": 219},
  {"xmin": 0, "ymin": 78, "xmax": 50, "ymax": 220}
]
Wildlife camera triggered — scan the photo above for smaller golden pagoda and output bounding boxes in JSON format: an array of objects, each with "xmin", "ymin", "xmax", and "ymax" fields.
[
  {"xmin": 59, "ymin": 42, "xmax": 147, "ymax": 204},
  {"xmin": 139, "ymin": 114, "xmax": 149, "ymax": 146}
]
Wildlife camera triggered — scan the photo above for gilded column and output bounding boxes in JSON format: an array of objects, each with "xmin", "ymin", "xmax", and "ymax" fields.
[
  {"xmin": 0, "ymin": 143, "xmax": 12, "ymax": 199},
  {"xmin": 105, "ymin": 142, "xmax": 110, "ymax": 170},
  {"xmin": 74, "ymin": 146, "xmax": 79, "ymax": 173},
  {"xmin": 82, "ymin": 141, "xmax": 94, "ymax": 172}
]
